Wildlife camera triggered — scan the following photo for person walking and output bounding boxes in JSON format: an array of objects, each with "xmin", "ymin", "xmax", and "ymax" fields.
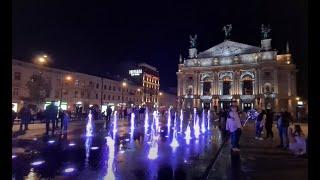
[
  {"xmin": 58, "ymin": 109, "xmax": 64, "ymax": 129},
  {"xmin": 45, "ymin": 101, "xmax": 58, "ymax": 136},
  {"xmin": 265, "ymin": 109, "xmax": 274, "ymax": 139},
  {"xmin": 226, "ymin": 105, "xmax": 243, "ymax": 152},
  {"xmin": 255, "ymin": 109, "xmax": 266, "ymax": 140},
  {"xmin": 62, "ymin": 110, "xmax": 70, "ymax": 135},
  {"xmin": 19, "ymin": 104, "xmax": 31, "ymax": 132},
  {"xmin": 277, "ymin": 110, "xmax": 292, "ymax": 149},
  {"xmin": 106, "ymin": 106, "xmax": 112, "ymax": 128}
]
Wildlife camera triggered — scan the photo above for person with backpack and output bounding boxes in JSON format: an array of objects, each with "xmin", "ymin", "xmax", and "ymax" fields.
[{"xmin": 44, "ymin": 101, "xmax": 58, "ymax": 136}]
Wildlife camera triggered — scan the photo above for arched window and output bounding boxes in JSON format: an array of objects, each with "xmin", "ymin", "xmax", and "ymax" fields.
[
  {"xmin": 242, "ymin": 75, "xmax": 253, "ymax": 95},
  {"xmin": 222, "ymin": 76, "xmax": 231, "ymax": 95},
  {"xmin": 203, "ymin": 77, "xmax": 211, "ymax": 96}
]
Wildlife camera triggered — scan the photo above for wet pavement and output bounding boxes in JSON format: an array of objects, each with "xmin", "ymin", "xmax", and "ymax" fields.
[
  {"xmin": 207, "ymin": 122, "xmax": 308, "ymax": 180},
  {"xmin": 12, "ymin": 111, "xmax": 226, "ymax": 179}
]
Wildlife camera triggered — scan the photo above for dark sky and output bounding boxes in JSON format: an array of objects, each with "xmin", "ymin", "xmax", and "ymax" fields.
[{"xmin": 13, "ymin": 0, "xmax": 308, "ymax": 98}]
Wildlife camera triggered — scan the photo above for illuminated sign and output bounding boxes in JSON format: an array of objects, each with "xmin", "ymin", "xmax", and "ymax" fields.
[
  {"xmin": 129, "ymin": 69, "xmax": 142, "ymax": 76},
  {"xmin": 297, "ymin": 101, "xmax": 303, "ymax": 106}
]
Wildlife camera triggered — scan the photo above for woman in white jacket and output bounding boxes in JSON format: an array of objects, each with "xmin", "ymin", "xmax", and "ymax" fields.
[{"xmin": 226, "ymin": 106, "xmax": 243, "ymax": 152}]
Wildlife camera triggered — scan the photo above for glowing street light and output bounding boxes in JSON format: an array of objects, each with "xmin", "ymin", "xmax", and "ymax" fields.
[
  {"xmin": 296, "ymin": 97, "xmax": 300, "ymax": 101},
  {"xmin": 122, "ymin": 82, "xmax": 127, "ymax": 87},
  {"xmin": 159, "ymin": 92, "xmax": 163, "ymax": 96},
  {"xmin": 35, "ymin": 54, "xmax": 49, "ymax": 65},
  {"xmin": 59, "ymin": 75, "xmax": 73, "ymax": 110}
]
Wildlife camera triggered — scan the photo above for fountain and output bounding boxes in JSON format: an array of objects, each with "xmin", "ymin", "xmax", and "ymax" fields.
[
  {"xmin": 130, "ymin": 113, "xmax": 135, "ymax": 139},
  {"xmin": 144, "ymin": 107, "xmax": 149, "ymax": 130},
  {"xmin": 184, "ymin": 122, "xmax": 192, "ymax": 145},
  {"xmin": 147, "ymin": 139, "xmax": 158, "ymax": 160},
  {"xmin": 180, "ymin": 109, "xmax": 183, "ymax": 133},
  {"xmin": 170, "ymin": 128, "xmax": 179, "ymax": 150},
  {"xmin": 86, "ymin": 111, "xmax": 93, "ymax": 137},
  {"xmin": 207, "ymin": 110, "xmax": 210, "ymax": 130},
  {"xmin": 201, "ymin": 110, "xmax": 206, "ymax": 134},
  {"xmin": 105, "ymin": 136, "xmax": 115, "ymax": 179},
  {"xmin": 194, "ymin": 115, "xmax": 200, "ymax": 139},
  {"xmin": 167, "ymin": 107, "xmax": 171, "ymax": 132},
  {"xmin": 193, "ymin": 108, "xmax": 197, "ymax": 125}
]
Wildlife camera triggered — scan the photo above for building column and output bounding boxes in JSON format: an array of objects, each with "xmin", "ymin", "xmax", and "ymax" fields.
[
  {"xmin": 288, "ymin": 72, "xmax": 292, "ymax": 97},
  {"xmin": 274, "ymin": 69, "xmax": 278, "ymax": 94}
]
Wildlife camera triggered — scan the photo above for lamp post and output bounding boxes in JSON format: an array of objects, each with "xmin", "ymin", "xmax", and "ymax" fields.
[
  {"xmin": 296, "ymin": 97, "xmax": 302, "ymax": 124},
  {"xmin": 159, "ymin": 92, "xmax": 163, "ymax": 107},
  {"xmin": 121, "ymin": 82, "xmax": 127, "ymax": 107},
  {"xmin": 137, "ymin": 88, "xmax": 141, "ymax": 106},
  {"xmin": 59, "ymin": 75, "xmax": 72, "ymax": 110}
]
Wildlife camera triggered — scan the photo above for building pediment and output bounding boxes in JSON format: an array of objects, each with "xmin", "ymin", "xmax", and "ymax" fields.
[{"xmin": 197, "ymin": 40, "xmax": 261, "ymax": 58}]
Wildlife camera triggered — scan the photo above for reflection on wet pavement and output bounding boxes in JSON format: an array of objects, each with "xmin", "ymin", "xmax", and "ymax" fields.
[{"xmin": 12, "ymin": 111, "xmax": 225, "ymax": 179}]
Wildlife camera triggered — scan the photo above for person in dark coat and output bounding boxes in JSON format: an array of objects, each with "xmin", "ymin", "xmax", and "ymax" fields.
[
  {"xmin": 19, "ymin": 104, "xmax": 32, "ymax": 132},
  {"xmin": 45, "ymin": 101, "xmax": 58, "ymax": 136},
  {"xmin": 265, "ymin": 109, "xmax": 274, "ymax": 139}
]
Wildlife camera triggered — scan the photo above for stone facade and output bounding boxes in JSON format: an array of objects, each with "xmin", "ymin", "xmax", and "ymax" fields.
[
  {"xmin": 177, "ymin": 40, "xmax": 297, "ymax": 114},
  {"xmin": 12, "ymin": 59, "xmax": 143, "ymax": 112}
]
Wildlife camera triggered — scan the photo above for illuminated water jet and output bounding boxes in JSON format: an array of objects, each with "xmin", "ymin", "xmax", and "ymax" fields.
[{"xmin": 86, "ymin": 111, "xmax": 93, "ymax": 137}]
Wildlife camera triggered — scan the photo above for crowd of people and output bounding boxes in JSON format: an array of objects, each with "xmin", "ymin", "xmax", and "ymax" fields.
[{"xmin": 220, "ymin": 105, "xmax": 307, "ymax": 157}]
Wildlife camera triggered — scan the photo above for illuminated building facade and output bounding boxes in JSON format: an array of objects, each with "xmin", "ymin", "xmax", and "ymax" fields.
[
  {"xmin": 177, "ymin": 35, "xmax": 297, "ymax": 114},
  {"xmin": 129, "ymin": 63, "xmax": 160, "ymax": 107},
  {"xmin": 12, "ymin": 59, "xmax": 143, "ymax": 113}
]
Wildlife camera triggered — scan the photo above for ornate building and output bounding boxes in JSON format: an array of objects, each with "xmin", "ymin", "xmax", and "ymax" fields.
[{"xmin": 177, "ymin": 25, "xmax": 297, "ymax": 113}]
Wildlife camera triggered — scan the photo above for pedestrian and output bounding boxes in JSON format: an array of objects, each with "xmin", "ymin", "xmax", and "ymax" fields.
[
  {"xmin": 277, "ymin": 109, "xmax": 292, "ymax": 149},
  {"xmin": 12, "ymin": 104, "xmax": 17, "ymax": 129},
  {"xmin": 19, "ymin": 104, "xmax": 31, "ymax": 132},
  {"xmin": 62, "ymin": 110, "xmax": 70, "ymax": 135},
  {"xmin": 288, "ymin": 124, "xmax": 306, "ymax": 156},
  {"xmin": 106, "ymin": 106, "xmax": 112, "ymax": 128},
  {"xmin": 265, "ymin": 109, "xmax": 274, "ymax": 139},
  {"xmin": 226, "ymin": 105, "xmax": 243, "ymax": 152},
  {"xmin": 239, "ymin": 111, "xmax": 247, "ymax": 126},
  {"xmin": 255, "ymin": 109, "xmax": 266, "ymax": 140},
  {"xmin": 44, "ymin": 101, "xmax": 58, "ymax": 136},
  {"xmin": 58, "ymin": 109, "xmax": 64, "ymax": 129}
]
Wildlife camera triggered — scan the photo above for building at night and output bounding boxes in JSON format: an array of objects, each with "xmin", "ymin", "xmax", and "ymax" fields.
[
  {"xmin": 128, "ymin": 63, "xmax": 160, "ymax": 108},
  {"xmin": 12, "ymin": 59, "xmax": 143, "ymax": 113},
  {"xmin": 177, "ymin": 26, "xmax": 297, "ymax": 114}
]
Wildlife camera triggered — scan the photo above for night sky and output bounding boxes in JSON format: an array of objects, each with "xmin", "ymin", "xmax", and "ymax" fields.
[{"xmin": 13, "ymin": 0, "xmax": 308, "ymax": 98}]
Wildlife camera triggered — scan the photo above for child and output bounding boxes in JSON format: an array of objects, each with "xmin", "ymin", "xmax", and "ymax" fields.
[{"xmin": 288, "ymin": 125, "xmax": 306, "ymax": 156}]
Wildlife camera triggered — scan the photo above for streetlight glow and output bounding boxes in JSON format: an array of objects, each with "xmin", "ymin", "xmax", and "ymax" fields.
[
  {"xmin": 65, "ymin": 76, "xmax": 72, "ymax": 81},
  {"xmin": 122, "ymin": 82, "xmax": 127, "ymax": 87},
  {"xmin": 296, "ymin": 97, "xmax": 300, "ymax": 101},
  {"xmin": 159, "ymin": 92, "xmax": 163, "ymax": 96}
]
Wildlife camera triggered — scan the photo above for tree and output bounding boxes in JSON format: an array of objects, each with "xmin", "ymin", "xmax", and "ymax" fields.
[{"xmin": 26, "ymin": 74, "xmax": 52, "ymax": 105}]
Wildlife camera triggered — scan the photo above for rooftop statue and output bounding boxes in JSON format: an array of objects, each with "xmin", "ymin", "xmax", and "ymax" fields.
[
  {"xmin": 189, "ymin": 34, "xmax": 197, "ymax": 48},
  {"xmin": 222, "ymin": 24, "xmax": 232, "ymax": 39},
  {"xmin": 261, "ymin": 24, "xmax": 271, "ymax": 39}
]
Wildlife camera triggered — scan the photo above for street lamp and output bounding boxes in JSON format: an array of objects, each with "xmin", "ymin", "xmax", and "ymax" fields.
[
  {"xmin": 59, "ymin": 75, "xmax": 73, "ymax": 110},
  {"xmin": 35, "ymin": 54, "xmax": 49, "ymax": 65},
  {"xmin": 121, "ymin": 82, "xmax": 127, "ymax": 106},
  {"xmin": 158, "ymin": 92, "xmax": 163, "ymax": 107}
]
